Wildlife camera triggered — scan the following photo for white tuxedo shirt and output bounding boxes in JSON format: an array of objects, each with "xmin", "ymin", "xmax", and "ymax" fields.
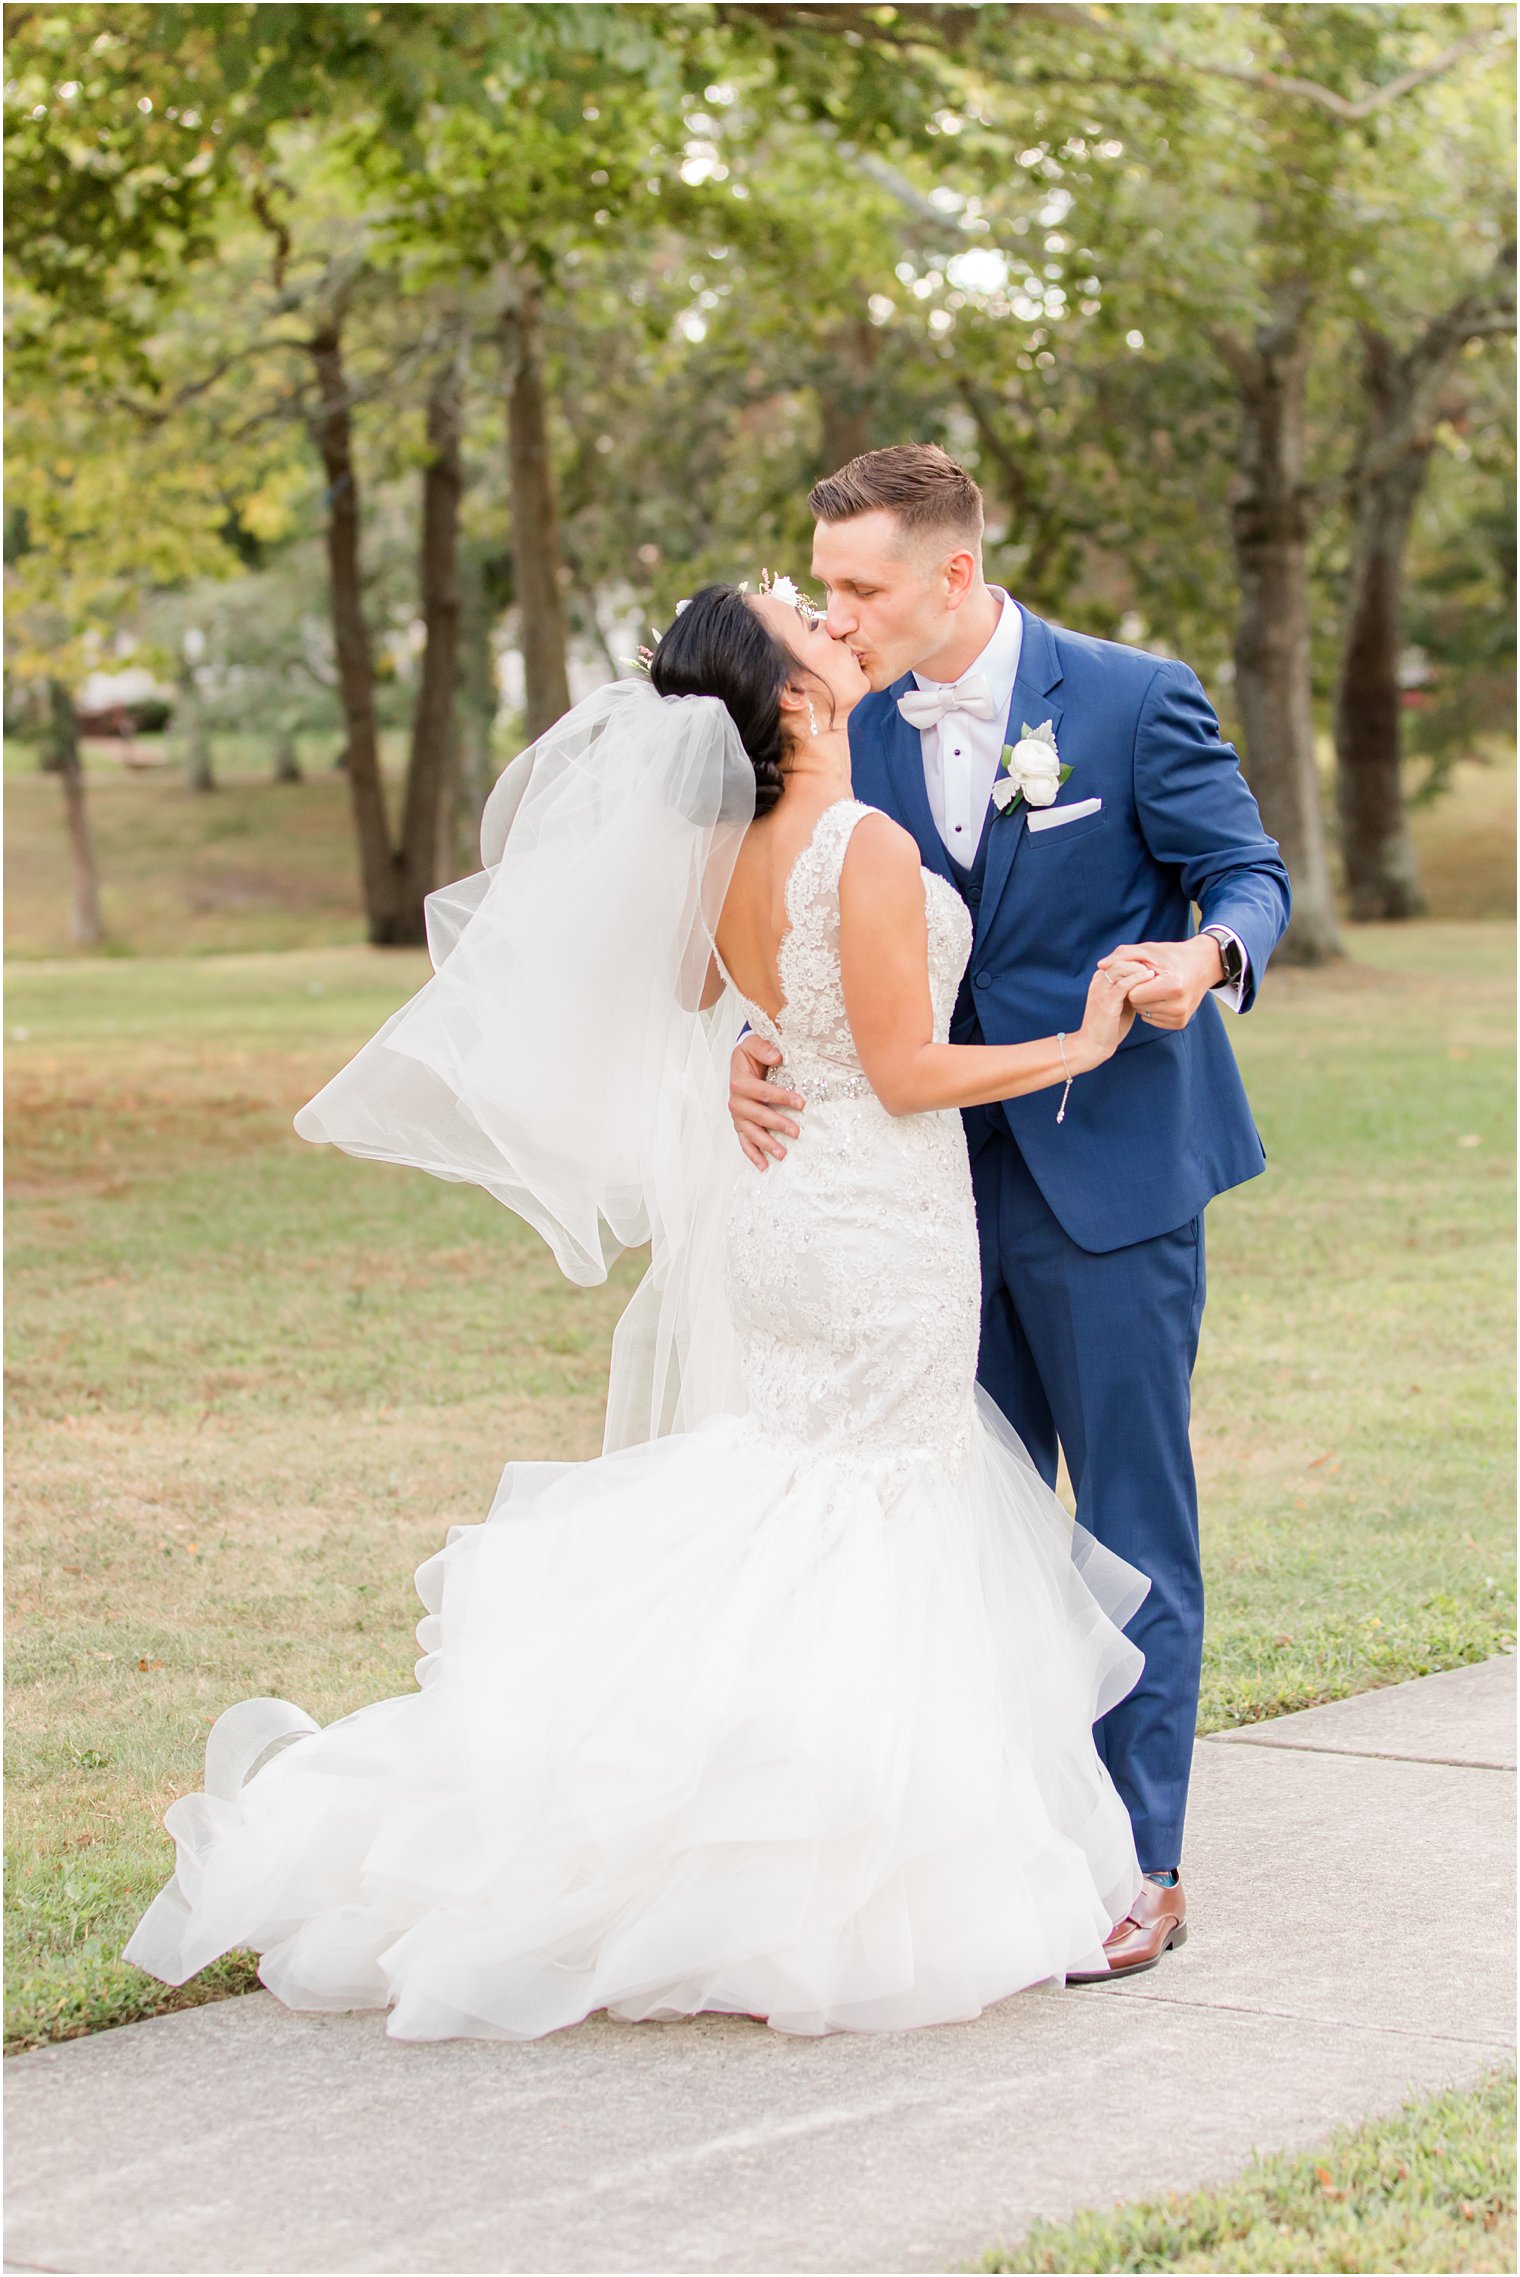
[{"xmin": 906, "ymin": 589, "xmax": 1246, "ymax": 1011}]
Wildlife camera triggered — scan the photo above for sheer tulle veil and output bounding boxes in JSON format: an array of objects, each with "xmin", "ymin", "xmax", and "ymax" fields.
[{"xmin": 294, "ymin": 678, "xmax": 757, "ymax": 1450}]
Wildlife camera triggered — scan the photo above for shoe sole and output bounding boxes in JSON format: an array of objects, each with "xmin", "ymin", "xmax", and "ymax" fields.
[{"xmin": 1065, "ymin": 1921, "xmax": 1187, "ymax": 1987}]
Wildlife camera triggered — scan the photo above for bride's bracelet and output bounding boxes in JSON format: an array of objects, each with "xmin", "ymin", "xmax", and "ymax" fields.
[{"xmin": 1056, "ymin": 1032, "xmax": 1073, "ymax": 1125}]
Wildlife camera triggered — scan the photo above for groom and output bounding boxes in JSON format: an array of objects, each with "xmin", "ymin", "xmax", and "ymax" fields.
[{"xmin": 730, "ymin": 444, "xmax": 1290, "ymax": 1978}]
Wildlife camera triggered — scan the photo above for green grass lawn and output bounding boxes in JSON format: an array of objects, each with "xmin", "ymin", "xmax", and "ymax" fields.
[
  {"xmin": 4, "ymin": 913, "xmax": 1512, "ymax": 2054},
  {"xmin": 978, "ymin": 2067, "xmax": 1517, "ymax": 2274},
  {"xmin": 1193, "ymin": 921, "xmax": 1515, "ymax": 1727}
]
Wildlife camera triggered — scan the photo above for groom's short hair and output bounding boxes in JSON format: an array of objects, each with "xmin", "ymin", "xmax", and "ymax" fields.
[{"xmin": 809, "ymin": 444, "xmax": 984, "ymax": 551}]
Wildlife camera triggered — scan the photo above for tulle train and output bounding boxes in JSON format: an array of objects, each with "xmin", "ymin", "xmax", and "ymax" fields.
[{"xmin": 125, "ymin": 1390, "xmax": 1145, "ymax": 2038}]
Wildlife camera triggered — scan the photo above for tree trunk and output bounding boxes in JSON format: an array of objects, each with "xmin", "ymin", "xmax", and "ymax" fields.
[
  {"xmin": 1219, "ymin": 290, "xmax": 1342, "ymax": 963},
  {"xmin": 307, "ymin": 313, "xmax": 396, "ymax": 942},
  {"xmin": 1333, "ymin": 331, "xmax": 1428, "ymax": 920},
  {"xmin": 501, "ymin": 281, "xmax": 571, "ymax": 742},
  {"xmin": 43, "ymin": 679, "xmax": 105, "ymax": 947},
  {"xmin": 393, "ymin": 341, "xmax": 466, "ymax": 940},
  {"xmin": 273, "ymin": 726, "xmax": 303, "ymax": 784},
  {"xmin": 1331, "ymin": 245, "xmax": 1516, "ymax": 918},
  {"xmin": 818, "ymin": 317, "xmax": 879, "ymax": 475},
  {"xmin": 179, "ymin": 672, "xmax": 216, "ymax": 793},
  {"xmin": 451, "ymin": 548, "xmax": 502, "ymax": 872}
]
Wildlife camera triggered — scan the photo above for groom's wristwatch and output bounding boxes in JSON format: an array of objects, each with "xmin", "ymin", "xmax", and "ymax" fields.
[{"xmin": 1200, "ymin": 925, "xmax": 1245, "ymax": 989}]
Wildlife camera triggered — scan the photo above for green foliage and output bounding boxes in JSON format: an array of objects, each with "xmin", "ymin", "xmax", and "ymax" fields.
[
  {"xmin": 1405, "ymin": 352, "xmax": 1519, "ymax": 779},
  {"xmin": 7, "ymin": 4, "xmax": 1515, "ymax": 719}
]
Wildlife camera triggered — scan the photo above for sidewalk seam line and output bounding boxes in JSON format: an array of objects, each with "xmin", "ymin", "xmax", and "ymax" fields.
[
  {"xmin": 1203, "ymin": 1736, "xmax": 1515, "ymax": 1771},
  {"xmin": 1086, "ymin": 1986, "xmax": 1509, "ymax": 2047}
]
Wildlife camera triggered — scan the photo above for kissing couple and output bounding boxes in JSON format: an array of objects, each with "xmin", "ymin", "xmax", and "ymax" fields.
[{"xmin": 126, "ymin": 443, "xmax": 1290, "ymax": 2040}]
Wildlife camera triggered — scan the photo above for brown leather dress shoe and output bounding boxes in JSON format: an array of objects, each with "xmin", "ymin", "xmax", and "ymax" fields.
[{"xmin": 1066, "ymin": 1875, "xmax": 1188, "ymax": 1985}]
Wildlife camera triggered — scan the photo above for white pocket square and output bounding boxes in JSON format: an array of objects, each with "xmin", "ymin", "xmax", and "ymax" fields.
[{"xmin": 1026, "ymin": 796, "xmax": 1102, "ymax": 834}]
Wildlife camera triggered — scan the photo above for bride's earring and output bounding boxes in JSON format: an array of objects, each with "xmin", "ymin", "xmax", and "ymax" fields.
[{"xmin": 807, "ymin": 700, "xmax": 819, "ymax": 738}]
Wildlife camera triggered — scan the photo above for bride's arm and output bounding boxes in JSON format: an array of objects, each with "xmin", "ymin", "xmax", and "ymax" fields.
[{"xmin": 839, "ymin": 814, "xmax": 1145, "ymax": 1117}]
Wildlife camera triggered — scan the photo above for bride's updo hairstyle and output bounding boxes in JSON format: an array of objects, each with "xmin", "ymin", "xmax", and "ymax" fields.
[{"xmin": 649, "ymin": 583, "xmax": 819, "ymax": 818}]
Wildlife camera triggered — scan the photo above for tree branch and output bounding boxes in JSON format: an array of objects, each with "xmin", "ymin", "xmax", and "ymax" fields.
[
  {"xmin": 1373, "ymin": 288, "xmax": 1512, "ymax": 483},
  {"xmin": 1398, "ymin": 238, "xmax": 1517, "ymax": 391},
  {"xmin": 955, "ymin": 376, "xmax": 1031, "ymax": 516},
  {"xmin": 713, "ymin": 2, "xmax": 1102, "ymax": 53},
  {"xmin": 248, "ymin": 179, "xmax": 293, "ymax": 294},
  {"xmin": 1189, "ymin": 23, "xmax": 1513, "ymax": 122},
  {"xmin": 1309, "ymin": 241, "xmax": 1517, "ymax": 504},
  {"xmin": 840, "ymin": 145, "xmax": 956, "ymax": 229},
  {"xmin": 1206, "ymin": 324, "xmax": 1261, "ymax": 391}
]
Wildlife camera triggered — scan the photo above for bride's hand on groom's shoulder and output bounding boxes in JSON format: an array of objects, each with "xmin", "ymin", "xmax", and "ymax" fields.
[{"xmin": 730, "ymin": 1036, "xmax": 805, "ymax": 1171}]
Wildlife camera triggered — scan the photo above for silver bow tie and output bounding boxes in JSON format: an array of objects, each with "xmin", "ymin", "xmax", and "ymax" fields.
[{"xmin": 896, "ymin": 673, "xmax": 1000, "ymax": 730}]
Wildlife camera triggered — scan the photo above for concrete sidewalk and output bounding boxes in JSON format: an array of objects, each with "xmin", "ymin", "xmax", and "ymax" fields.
[{"xmin": 5, "ymin": 1656, "xmax": 1514, "ymax": 2276}]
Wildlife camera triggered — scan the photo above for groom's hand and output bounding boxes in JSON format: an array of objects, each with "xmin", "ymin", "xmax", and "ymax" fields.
[
  {"xmin": 730, "ymin": 1035, "xmax": 804, "ymax": 1170},
  {"xmin": 1097, "ymin": 936, "xmax": 1223, "ymax": 1031}
]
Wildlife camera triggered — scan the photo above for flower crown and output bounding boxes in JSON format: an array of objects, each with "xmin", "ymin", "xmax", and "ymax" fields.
[{"xmin": 631, "ymin": 570, "xmax": 814, "ymax": 672}]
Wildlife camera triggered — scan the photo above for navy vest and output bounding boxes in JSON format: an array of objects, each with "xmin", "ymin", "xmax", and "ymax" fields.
[
  {"xmin": 945, "ymin": 815, "xmax": 992, "ymax": 1045},
  {"xmin": 945, "ymin": 816, "xmax": 992, "ymax": 908}
]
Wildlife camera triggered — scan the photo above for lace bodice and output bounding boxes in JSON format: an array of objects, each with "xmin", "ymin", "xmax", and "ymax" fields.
[
  {"xmin": 720, "ymin": 798, "xmax": 982, "ymax": 1481},
  {"xmin": 723, "ymin": 799, "xmax": 972, "ymax": 1104}
]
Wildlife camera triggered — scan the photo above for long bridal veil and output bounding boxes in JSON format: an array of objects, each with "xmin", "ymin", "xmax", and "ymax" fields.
[{"xmin": 295, "ymin": 678, "xmax": 758, "ymax": 1449}]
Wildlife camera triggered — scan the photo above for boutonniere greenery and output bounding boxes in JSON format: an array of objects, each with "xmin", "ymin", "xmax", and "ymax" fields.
[{"xmin": 989, "ymin": 720, "xmax": 1071, "ymax": 819}]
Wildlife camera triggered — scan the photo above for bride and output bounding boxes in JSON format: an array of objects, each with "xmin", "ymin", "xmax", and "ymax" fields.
[{"xmin": 125, "ymin": 576, "xmax": 1157, "ymax": 2040}]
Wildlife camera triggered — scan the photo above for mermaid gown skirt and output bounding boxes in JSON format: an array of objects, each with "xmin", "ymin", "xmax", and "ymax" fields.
[{"xmin": 125, "ymin": 801, "xmax": 1146, "ymax": 2038}]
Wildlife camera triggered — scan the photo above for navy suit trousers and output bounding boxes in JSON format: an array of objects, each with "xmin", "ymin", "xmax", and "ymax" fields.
[{"xmin": 967, "ymin": 1110, "xmax": 1206, "ymax": 1874}]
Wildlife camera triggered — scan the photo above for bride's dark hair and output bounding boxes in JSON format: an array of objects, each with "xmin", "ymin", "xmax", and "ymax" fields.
[{"xmin": 648, "ymin": 584, "xmax": 819, "ymax": 817}]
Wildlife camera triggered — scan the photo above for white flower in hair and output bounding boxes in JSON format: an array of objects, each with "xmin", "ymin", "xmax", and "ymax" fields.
[{"xmin": 760, "ymin": 570, "xmax": 803, "ymax": 608}]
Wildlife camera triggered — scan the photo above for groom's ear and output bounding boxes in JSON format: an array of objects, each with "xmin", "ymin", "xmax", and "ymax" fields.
[{"xmin": 941, "ymin": 548, "xmax": 979, "ymax": 607}]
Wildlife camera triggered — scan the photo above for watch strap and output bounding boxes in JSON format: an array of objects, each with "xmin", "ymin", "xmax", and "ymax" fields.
[{"xmin": 1201, "ymin": 925, "xmax": 1245, "ymax": 985}]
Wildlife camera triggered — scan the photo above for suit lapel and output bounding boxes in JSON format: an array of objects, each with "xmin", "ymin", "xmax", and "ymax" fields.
[
  {"xmin": 879, "ymin": 680, "xmax": 956, "ymax": 887},
  {"xmin": 977, "ymin": 605, "xmax": 1065, "ymax": 936}
]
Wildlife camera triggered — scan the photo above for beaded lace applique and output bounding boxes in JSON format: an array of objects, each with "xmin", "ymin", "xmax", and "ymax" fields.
[{"xmin": 721, "ymin": 800, "xmax": 981, "ymax": 1483}]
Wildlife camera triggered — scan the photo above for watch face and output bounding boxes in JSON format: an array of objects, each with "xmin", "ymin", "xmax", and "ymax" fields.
[{"xmin": 1209, "ymin": 931, "xmax": 1243, "ymax": 982}]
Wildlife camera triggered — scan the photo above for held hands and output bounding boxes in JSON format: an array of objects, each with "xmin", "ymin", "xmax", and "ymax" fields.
[
  {"xmin": 729, "ymin": 1035, "xmax": 805, "ymax": 1171},
  {"xmin": 1076, "ymin": 956, "xmax": 1158, "ymax": 1068},
  {"xmin": 1096, "ymin": 935, "xmax": 1224, "ymax": 1031}
]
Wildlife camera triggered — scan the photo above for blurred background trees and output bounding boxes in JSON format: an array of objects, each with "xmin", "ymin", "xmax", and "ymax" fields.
[{"xmin": 5, "ymin": 0, "xmax": 1514, "ymax": 957}]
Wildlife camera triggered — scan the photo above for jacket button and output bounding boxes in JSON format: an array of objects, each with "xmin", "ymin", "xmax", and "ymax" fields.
[
  {"xmin": 974, "ymin": 972, "xmax": 990, "ymax": 990},
  {"xmin": 966, "ymin": 884, "xmax": 981, "ymax": 904}
]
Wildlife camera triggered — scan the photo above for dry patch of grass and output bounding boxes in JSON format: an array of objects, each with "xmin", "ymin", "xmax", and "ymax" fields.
[
  {"xmin": 5, "ymin": 738, "xmax": 367, "ymax": 960},
  {"xmin": 1409, "ymin": 748, "xmax": 1516, "ymax": 922}
]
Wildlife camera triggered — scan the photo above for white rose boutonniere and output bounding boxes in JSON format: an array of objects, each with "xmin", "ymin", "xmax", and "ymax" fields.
[{"xmin": 990, "ymin": 720, "xmax": 1071, "ymax": 818}]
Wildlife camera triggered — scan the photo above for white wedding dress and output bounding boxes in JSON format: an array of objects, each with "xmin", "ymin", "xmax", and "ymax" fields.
[{"xmin": 126, "ymin": 764, "xmax": 1146, "ymax": 2039}]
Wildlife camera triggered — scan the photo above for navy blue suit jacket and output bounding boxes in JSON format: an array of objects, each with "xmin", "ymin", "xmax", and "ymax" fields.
[{"xmin": 849, "ymin": 605, "xmax": 1291, "ymax": 1254}]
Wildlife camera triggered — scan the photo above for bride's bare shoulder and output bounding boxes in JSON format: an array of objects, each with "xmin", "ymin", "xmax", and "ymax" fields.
[{"xmin": 842, "ymin": 807, "xmax": 924, "ymax": 894}]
